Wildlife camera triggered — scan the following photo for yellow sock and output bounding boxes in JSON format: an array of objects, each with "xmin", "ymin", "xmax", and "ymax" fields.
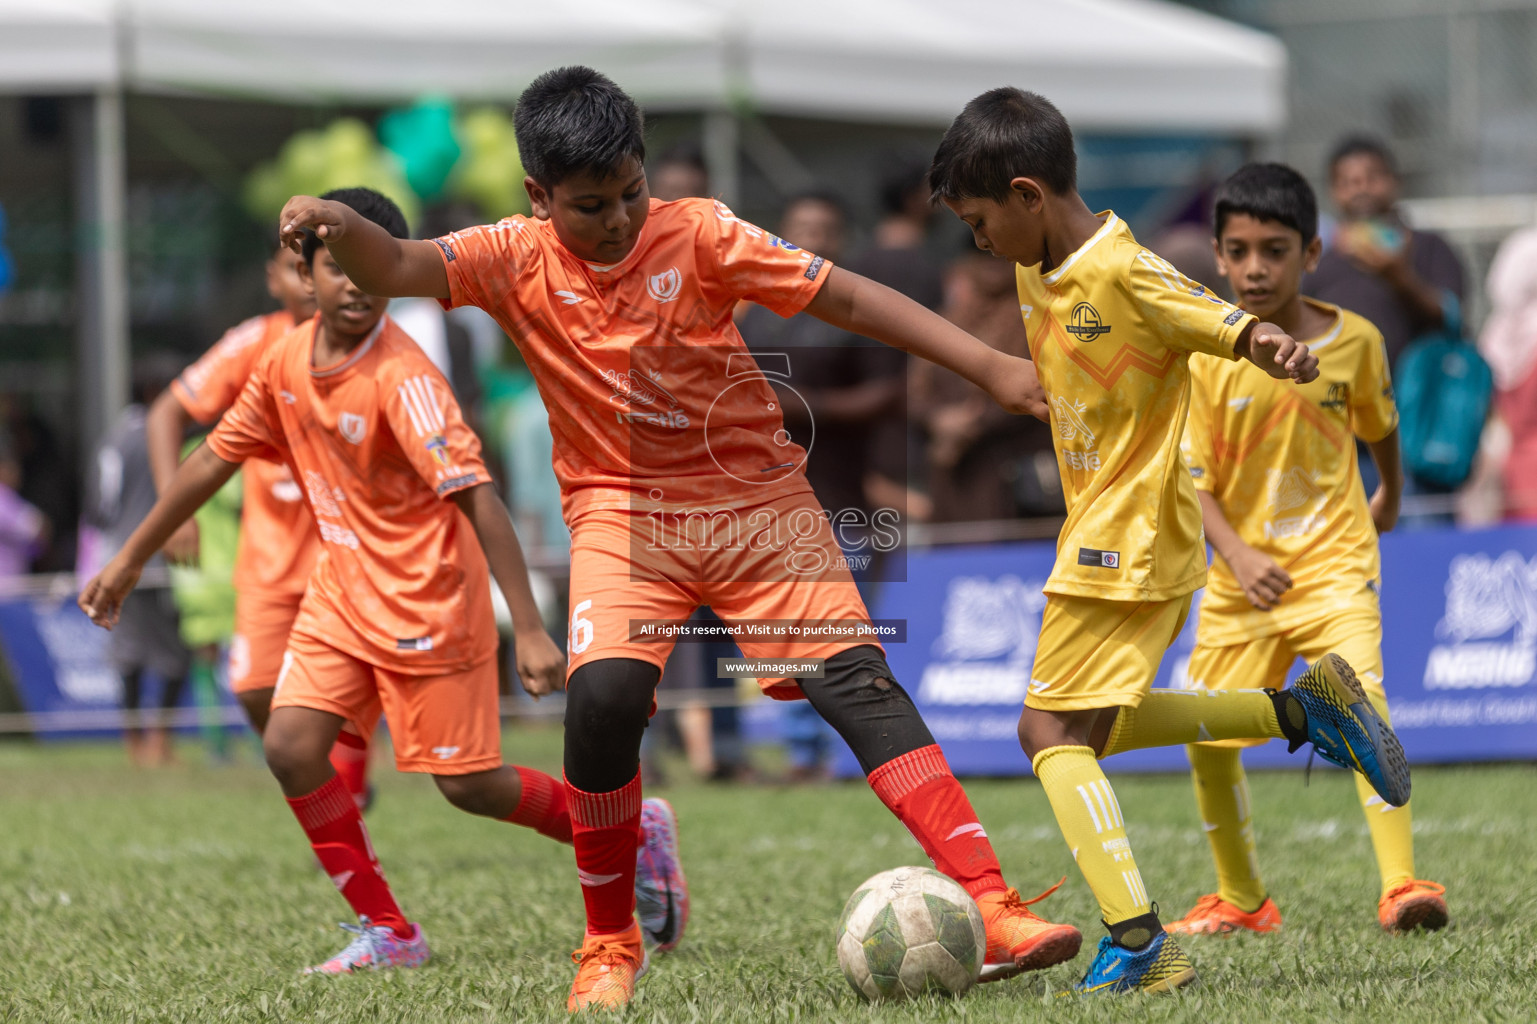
[
  {"xmin": 1101, "ymin": 689, "xmax": 1286, "ymax": 757},
  {"xmin": 1354, "ymin": 694, "xmax": 1414, "ymax": 893},
  {"xmin": 1186, "ymin": 744, "xmax": 1267, "ymax": 911},
  {"xmin": 1033, "ymin": 745, "xmax": 1151, "ymax": 927}
]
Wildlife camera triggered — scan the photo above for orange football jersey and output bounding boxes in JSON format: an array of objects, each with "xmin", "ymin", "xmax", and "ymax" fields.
[
  {"xmin": 171, "ymin": 311, "xmax": 318, "ymax": 597},
  {"xmin": 433, "ymin": 197, "xmax": 830, "ymax": 519},
  {"xmin": 206, "ymin": 316, "xmax": 495, "ymax": 673}
]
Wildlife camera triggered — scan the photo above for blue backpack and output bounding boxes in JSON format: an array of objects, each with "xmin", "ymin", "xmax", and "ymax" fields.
[{"xmin": 1394, "ymin": 295, "xmax": 1493, "ymax": 488}]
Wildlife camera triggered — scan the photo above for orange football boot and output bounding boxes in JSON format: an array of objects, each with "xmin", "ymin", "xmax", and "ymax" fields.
[
  {"xmin": 976, "ymin": 880, "xmax": 1083, "ymax": 981},
  {"xmin": 1165, "ymin": 893, "xmax": 1282, "ymax": 935},
  {"xmin": 568, "ymin": 922, "xmax": 648, "ymax": 1012},
  {"xmin": 1378, "ymin": 880, "xmax": 1448, "ymax": 934}
]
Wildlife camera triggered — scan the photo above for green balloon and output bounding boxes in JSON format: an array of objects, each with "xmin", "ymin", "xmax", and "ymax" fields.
[{"xmin": 380, "ymin": 98, "xmax": 461, "ymax": 202}]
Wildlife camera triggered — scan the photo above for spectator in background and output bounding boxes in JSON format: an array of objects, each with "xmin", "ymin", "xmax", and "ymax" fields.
[
  {"xmin": 649, "ymin": 141, "xmax": 711, "ymax": 201},
  {"xmin": 0, "ymin": 428, "xmax": 48, "ymax": 583},
  {"xmin": 1308, "ymin": 135, "xmax": 1465, "ymax": 373},
  {"xmin": 1478, "ymin": 227, "xmax": 1537, "ymax": 520},
  {"xmin": 912, "ymin": 253, "xmax": 1062, "ymax": 522},
  {"xmin": 85, "ymin": 357, "xmax": 191, "ymax": 766}
]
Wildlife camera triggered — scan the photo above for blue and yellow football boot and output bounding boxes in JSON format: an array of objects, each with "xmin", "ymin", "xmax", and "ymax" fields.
[
  {"xmin": 1285, "ymin": 653, "xmax": 1411, "ymax": 807},
  {"xmin": 1073, "ymin": 932, "xmax": 1196, "ymax": 995}
]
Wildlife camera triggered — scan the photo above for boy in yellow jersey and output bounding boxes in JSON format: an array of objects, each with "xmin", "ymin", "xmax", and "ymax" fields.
[
  {"xmin": 929, "ymin": 89, "xmax": 1413, "ymax": 995},
  {"xmin": 1169, "ymin": 162, "xmax": 1446, "ymax": 938}
]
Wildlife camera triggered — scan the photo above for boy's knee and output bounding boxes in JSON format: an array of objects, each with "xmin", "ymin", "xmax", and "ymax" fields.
[
  {"xmin": 433, "ymin": 773, "xmax": 490, "ymax": 815},
  {"xmin": 1017, "ymin": 705, "xmax": 1100, "ymax": 760}
]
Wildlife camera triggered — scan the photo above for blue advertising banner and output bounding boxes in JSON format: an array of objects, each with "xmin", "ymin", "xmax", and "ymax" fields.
[{"xmin": 837, "ymin": 523, "xmax": 1537, "ymax": 777}]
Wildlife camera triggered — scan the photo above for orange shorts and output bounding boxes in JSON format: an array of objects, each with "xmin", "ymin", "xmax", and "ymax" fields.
[
  {"xmin": 229, "ymin": 589, "xmax": 303, "ymax": 694},
  {"xmin": 271, "ymin": 633, "xmax": 501, "ymax": 775},
  {"xmin": 565, "ymin": 489, "xmax": 882, "ymax": 699}
]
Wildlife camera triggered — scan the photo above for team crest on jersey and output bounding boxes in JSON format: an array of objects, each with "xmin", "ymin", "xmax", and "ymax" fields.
[
  {"xmin": 647, "ymin": 267, "xmax": 683, "ymax": 303},
  {"xmin": 338, "ymin": 412, "xmax": 366, "ymax": 444},
  {"xmin": 425, "ymin": 433, "xmax": 451, "ymax": 466},
  {"xmin": 1065, "ymin": 302, "xmax": 1111, "ymax": 342}
]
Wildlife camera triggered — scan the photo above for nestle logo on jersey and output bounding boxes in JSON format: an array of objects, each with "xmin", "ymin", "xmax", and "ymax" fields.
[
  {"xmin": 804, "ymin": 256, "xmax": 825, "ymax": 282},
  {"xmin": 1065, "ymin": 302, "xmax": 1110, "ymax": 342},
  {"xmin": 1223, "ymin": 308, "xmax": 1245, "ymax": 326},
  {"xmin": 431, "ymin": 237, "xmax": 456, "ymax": 262},
  {"xmin": 1078, "ymin": 547, "xmax": 1120, "ymax": 569}
]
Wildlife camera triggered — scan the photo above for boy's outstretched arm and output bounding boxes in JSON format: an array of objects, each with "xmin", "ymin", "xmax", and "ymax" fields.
[
  {"xmin": 1197, "ymin": 490, "xmax": 1292, "ymax": 610},
  {"xmin": 1233, "ymin": 321, "xmax": 1319, "ymax": 384},
  {"xmin": 451, "ymin": 483, "xmax": 567, "ymax": 698},
  {"xmin": 279, "ymin": 195, "xmax": 449, "ymax": 299},
  {"xmin": 1365, "ymin": 427, "xmax": 1404, "ymax": 533},
  {"xmin": 806, "ymin": 266, "xmax": 1049, "ymax": 422},
  {"xmin": 79, "ymin": 444, "xmax": 240, "ymax": 628},
  {"xmin": 145, "ymin": 387, "xmax": 201, "ymax": 565}
]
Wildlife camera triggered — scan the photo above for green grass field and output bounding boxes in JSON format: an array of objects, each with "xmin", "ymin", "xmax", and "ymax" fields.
[{"xmin": 3, "ymin": 728, "xmax": 1533, "ymax": 1023}]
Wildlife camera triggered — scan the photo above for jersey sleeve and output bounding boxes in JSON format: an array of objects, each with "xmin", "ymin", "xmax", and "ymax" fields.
[
  {"xmin": 383, "ymin": 360, "xmax": 491, "ymax": 499},
  {"xmin": 1128, "ymin": 248, "xmax": 1254, "ymax": 359},
  {"xmin": 1351, "ymin": 322, "xmax": 1399, "ymax": 443},
  {"xmin": 170, "ymin": 316, "xmax": 269, "ymax": 425},
  {"xmin": 432, "ymin": 219, "xmax": 534, "ymax": 315},
  {"xmin": 205, "ymin": 368, "xmax": 284, "ymax": 465},
  {"xmin": 709, "ymin": 201, "xmax": 831, "ymax": 316},
  {"xmin": 1182, "ymin": 357, "xmax": 1220, "ymax": 493}
]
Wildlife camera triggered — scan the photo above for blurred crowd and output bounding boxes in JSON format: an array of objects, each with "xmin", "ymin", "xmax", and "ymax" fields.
[{"xmin": 1, "ymin": 130, "xmax": 1536, "ymax": 777}]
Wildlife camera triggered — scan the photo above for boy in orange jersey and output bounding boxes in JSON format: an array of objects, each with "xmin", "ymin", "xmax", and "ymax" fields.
[
  {"xmin": 1169, "ymin": 163, "xmax": 1445, "ymax": 937},
  {"xmin": 280, "ymin": 67, "xmax": 1083, "ymax": 1012},
  {"xmin": 144, "ymin": 242, "xmax": 376, "ymax": 807},
  {"xmin": 929, "ymin": 89, "xmax": 1415, "ymax": 995},
  {"xmin": 81, "ymin": 188, "xmax": 591, "ymax": 976}
]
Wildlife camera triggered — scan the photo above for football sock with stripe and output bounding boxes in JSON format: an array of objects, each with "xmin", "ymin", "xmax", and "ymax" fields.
[
  {"xmin": 1032, "ymin": 745, "xmax": 1154, "ymax": 939},
  {"xmin": 286, "ymin": 774, "xmax": 410, "ymax": 938},
  {"xmin": 1354, "ymin": 692, "xmax": 1414, "ymax": 892},
  {"xmin": 567, "ymin": 771, "xmax": 643, "ymax": 936},
  {"xmin": 1186, "ymin": 744, "xmax": 1267, "ymax": 912},
  {"xmin": 327, "ymin": 730, "xmax": 371, "ymax": 809},
  {"xmin": 1100, "ymin": 689, "xmax": 1299, "ymax": 757},
  {"xmin": 504, "ymin": 765, "xmax": 573, "ymax": 843},
  {"xmin": 866, "ymin": 744, "xmax": 1007, "ymax": 899}
]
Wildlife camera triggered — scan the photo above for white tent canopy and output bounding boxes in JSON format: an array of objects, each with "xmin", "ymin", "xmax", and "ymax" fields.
[{"xmin": 3, "ymin": 0, "xmax": 1285, "ymax": 132}]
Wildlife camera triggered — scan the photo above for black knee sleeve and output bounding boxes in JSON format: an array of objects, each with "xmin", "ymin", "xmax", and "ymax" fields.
[
  {"xmin": 563, "ymin": 658, "xmax": 661, "ymax": 793},
  {"xmin": 798, "ymin": 645, "xmax": 935, "ymax": 776}
]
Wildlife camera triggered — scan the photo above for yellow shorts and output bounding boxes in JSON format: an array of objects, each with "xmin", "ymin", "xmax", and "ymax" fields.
[
  {"xmin": 271, "ymin": 634, "xmax": 500, "ymax": 775},
  {"xmin": 1187, "ymin": 595, "xmax": 1386, "ymax": 749},
  {"xmin": 1025, "ymin": 593, "xmax": 1192, "ymax": 712}
]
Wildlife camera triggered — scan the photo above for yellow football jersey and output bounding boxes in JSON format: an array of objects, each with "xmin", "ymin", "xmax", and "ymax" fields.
[
  {"xmin": 1183, "ymin": 299, "xmax": 1397, "ymax": 646},
  {"xmin": 1017, "ymin": 213, "xmax": 1255, "ymax": 602}
]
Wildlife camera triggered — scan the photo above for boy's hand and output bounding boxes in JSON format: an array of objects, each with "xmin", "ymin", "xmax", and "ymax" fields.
[
  {"xmin": 279, "ymin": 196, "xmax": 348, "ymax": 253},
  {"xmin": 1248, "ymin": 323, "xmax": 1318, "ymax": 384},
  {"xmin": 1227, "ymin": 543, "xmax": 1293, "ymax": 610},
  {"xmin": 984, "ymin": 354, "xmax": 1050, "ymax": 422},
  {"xmin": 1369, "ymin": 484, "xmax": 1400, "ymax": 534},
  {"xmin": 514, "ymin": 627, "xmax": 567, "ymax": 699},
  {"xmin": 78, "ymin": 556, "xmax": 143, "ymax": 629}
]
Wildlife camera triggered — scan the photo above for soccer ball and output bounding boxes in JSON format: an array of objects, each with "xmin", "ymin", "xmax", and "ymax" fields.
[{"xmin": 835, "ymin": 866, "xmax": 986, "ymax": 1001}]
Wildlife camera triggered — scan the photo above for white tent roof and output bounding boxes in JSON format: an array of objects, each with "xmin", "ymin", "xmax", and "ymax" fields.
[{"xmin": 1, "ymin": 0, "xmax": 1286, "ymax": 132}]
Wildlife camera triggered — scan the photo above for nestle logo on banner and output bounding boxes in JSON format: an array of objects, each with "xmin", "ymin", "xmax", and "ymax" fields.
[
  {"xmin": 1424, "ymin": 551, "xmax": 1537, "ymax": 689},
  {"xmin": 916, "ymin": 575, "xmax": 1045, "ymax": 706}
]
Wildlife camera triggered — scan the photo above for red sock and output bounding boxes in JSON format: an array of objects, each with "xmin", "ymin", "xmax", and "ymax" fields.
[
  {"xmin": 867, "ymin": 744, "xmax": 1006, "ymax": 899},
  {"xmin": 566, "ymin": 772, "xmax": 643, "ymax": 936},
  {"xmin": 328, "ymin": 731, "xmax": 370, "ymax": 809},
  {"xmin": 285, "ymin": 774, "xmax": 410, "ymax": 938},
  {"xmin": 503, "ymin": 766, "xmax": 572, "ymax": 843}
]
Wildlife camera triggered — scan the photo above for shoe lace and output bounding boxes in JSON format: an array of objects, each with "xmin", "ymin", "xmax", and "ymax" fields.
[
  {"xmin": 1382, "ymin": 879, "xmax": 1446, "ymax": 902},
  {"xmin": 1189, "ymin": 893, "xmax": 1226, "ymax": 915},
  {"xmin": 332, "ymin": 918, "xmax": 380, "ymax": 964},
  {"xmin": 571, "ymin": 938, "xmax": 637, "ymax": 977},
  {"xmin": 997, "ymin": 876, "xmax": 1067, "ymax": 912}
]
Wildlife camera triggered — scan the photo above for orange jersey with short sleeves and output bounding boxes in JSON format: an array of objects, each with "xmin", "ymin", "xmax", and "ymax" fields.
[
  {"xmin": 433, "ymin": 197, "xmax": 830, "ymax": 518},
  {"xmin": 1183, "ymin": 300, "xmax": 1397, "ymax": 645},
  {"xmin": 1016, "ymin": 213, "xmax": 1256, "ymax": 602},
  {"xmin": 206, "ymin": 315, "xmax": 496, "ymax": 674},
  {"xmin": 170, "ymin": 311, "xmax": 319, "ymax": 598}
]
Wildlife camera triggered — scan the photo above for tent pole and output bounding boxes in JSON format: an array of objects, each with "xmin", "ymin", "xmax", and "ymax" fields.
[
  {"xmin": 72, "ymin": 87, "xmax": 130, "ymax": 453},
  {"xmin": 702, "ymin": 109, "xmax": 740, "ymax": 207}
]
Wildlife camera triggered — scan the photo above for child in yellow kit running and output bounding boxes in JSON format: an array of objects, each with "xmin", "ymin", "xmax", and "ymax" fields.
[
  {"xmin": 1169, "ymin": 162, "xmax": 1446, "ymax": 938},
  {"xmin": 929, "ymin": 88, "xmax": 1413, "ymax": 995}
]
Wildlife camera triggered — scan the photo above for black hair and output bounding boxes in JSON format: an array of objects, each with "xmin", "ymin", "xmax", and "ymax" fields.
[
  {"xmin": 301, "ymin": 187, "xmax": 409, "ymax": 265},
  {"xmin": 783, "ymin": 188, "xmax": 848, "ymax": 221},
  {"xmin": 1328, "ymin": 134, "xmax": 1398, "ymax": 179},
  {"xmin": 1213, "ymin": 163, "xmax": 1319, "ymax": 245},
  {"xmin": 514, "ymin": 66, "xmax": 646, "ymax": 188},
  {"xmin": 876, "ymin": 153, "xmax": 930, "ymax": 216},
  {"xmin": 929, "ymin": 88, "xmax": 1076, "ymax": 204}
]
